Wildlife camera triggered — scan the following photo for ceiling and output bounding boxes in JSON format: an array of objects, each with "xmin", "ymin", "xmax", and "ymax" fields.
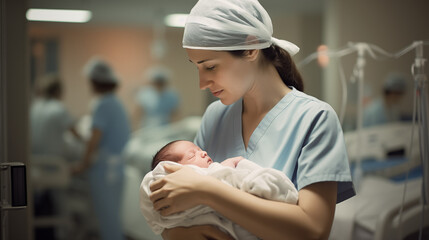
[{"xmin": 28, "ymin": 0, "xmax": 325, "ymax": 26}]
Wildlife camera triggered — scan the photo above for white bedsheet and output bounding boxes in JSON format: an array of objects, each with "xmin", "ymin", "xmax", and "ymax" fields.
[
  {"xmin": 140, "ymin": 160, "xmax": 298, "ymax": 239},
  {"xmin": 329, "ymin": 176, "xmax": 422, "ymax": 240}
]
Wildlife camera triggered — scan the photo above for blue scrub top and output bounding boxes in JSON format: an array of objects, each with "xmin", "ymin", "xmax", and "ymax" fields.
[
  {"xmin": 92, "ymin": 94, "xmax": 131, "ymax": 155},
  {"xmin": 194, "ymin": 87, "xmax": 355, "ymax": 203},
  {"xmin": 363, "ymin": 98, "xmax": 401, "ymax": 127},
  {"xmin": 136, "ymin": 87, "xmax": 179, "ymax": 127}
]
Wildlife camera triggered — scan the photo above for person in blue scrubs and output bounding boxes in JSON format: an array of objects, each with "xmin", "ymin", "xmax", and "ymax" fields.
[
  {"xmin": 31, "ymin": 74, "xmax": 82, "ymax": 240},
  {"xmin": 72, "ymin": 57, "xmax": 130, "ymax": 240},
  {"xmin": 363, "ymin": 73, "xmax": 407, "ymax": 127},
  {"xmin": 136, "ymin": 67, "xmax": 179, "ymax": 128},
  {"xmin": 149, "ymin": 0, "xmax": 355, "ymax": 239}
]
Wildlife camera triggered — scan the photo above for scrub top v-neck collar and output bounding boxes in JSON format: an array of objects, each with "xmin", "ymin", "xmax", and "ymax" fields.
[{"xmin": 233, "ymin": 87, "xmax": 296, "ymax": 158}]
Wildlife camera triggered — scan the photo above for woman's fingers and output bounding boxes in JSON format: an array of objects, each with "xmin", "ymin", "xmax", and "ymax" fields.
[
  {"xmin": 149, "ymin": 164, "xmax": 183, "ymax": 192},
  {"xmin": 149, "ymin": 177, "xmax": 166, "ymax": 192},
  {"xmin": 149, "ymin": 166, "xmax": 213, "ymax": 215},
  {"xmin": 163, "ymin": 163, "xmax": 183, "ymax": 173},
  {"xmin": 149, "ymin": 186, "xmax": 167, "ymax": 203},
  {"xmin": 159, "ymin": 204, "xmax": 176, "ymax": 216},
  {"xmin": 152, "ymin": 196, "xmax": 170, "ymax": 211}
]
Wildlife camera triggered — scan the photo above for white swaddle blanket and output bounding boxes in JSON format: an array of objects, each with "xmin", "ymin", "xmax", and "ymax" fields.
[{"xmin": 140, "ymin": 159, "xmax": 298, "ymax": 240}]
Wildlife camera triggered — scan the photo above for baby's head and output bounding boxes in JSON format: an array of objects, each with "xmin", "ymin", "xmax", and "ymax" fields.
[{"xmin": 151, "ymin": 140, "xmax": 213, "ymax": 170}]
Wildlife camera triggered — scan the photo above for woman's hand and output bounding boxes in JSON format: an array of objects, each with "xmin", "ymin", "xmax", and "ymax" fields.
[
  {"xmin": 162, "ymin": 226, "xmax": 235, "ymax": 240},
  {"xmin": 149, "ymin": 164, "xmax": 215, "ymax": 216}
]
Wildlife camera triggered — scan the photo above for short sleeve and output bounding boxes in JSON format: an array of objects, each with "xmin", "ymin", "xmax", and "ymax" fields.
[
  {"xmin": 92, "ymin": 102, "xmax": 108, "ymax": 131},
  {"xmin": 297, "ymin": 104, "xmax": 355, "ymax": 203}
]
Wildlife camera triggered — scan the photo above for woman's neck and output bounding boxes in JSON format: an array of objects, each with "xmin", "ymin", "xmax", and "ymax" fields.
[{"xmin": 242, "ymin": 64, "xmax": 291, "ymax": 116}]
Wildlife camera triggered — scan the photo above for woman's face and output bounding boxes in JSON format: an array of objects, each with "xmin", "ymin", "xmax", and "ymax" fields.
[{"xmin": 186, "ymin": 49, "xmax": 258, "ymax": 105}]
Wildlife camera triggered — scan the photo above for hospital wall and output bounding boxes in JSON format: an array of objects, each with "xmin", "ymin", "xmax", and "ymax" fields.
[
  {"xmin": 28, "ymin": 24, "xmax": 205, "ymax": 129},
  {"xmin": 323, "ymin": 0, "xmax": 429, "ymax": 117},
  {"xmin": 28, "ymin": 15, "xmax": 322, "ymax": 130},
  {"xmin": 27, "ymin": 0, "xmax": 429, "ymax": 132}
]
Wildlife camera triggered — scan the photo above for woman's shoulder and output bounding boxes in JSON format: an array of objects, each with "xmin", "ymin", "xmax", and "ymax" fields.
[
  {"xmin": 289, "ymin": 89, "xmax": 336, "ymax": 115},
  {"xmin": 95, "ymin": 94, "xmax": 125, "ymax": 111}
]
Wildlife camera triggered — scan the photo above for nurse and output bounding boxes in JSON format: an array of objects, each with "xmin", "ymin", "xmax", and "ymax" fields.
[
  {"xmin": 31, "ymin": 73, "xmax": 81, "ymax": 239},
  {"xmin": 72, "ymin": 57, "xmax": 131, "ymax": 240},
  {"xmin": 135, "ymin": 66, "xmax": 179, "ymax": 128},
  {"xmin": 149, "ymin": 0, "xmax": 355, "ymax": 239},
  {"xmin": 363, "ymin": 73, "xmax": 407, "ymax": 127},
  {"xmin": 31, "ymin": 73, "xmax": 81, "ymax": 157}
]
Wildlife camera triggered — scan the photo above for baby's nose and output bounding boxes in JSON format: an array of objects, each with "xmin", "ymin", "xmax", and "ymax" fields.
[{"xmin": 199, "ymin": 151, "xmax": 207, "ymax": 157}]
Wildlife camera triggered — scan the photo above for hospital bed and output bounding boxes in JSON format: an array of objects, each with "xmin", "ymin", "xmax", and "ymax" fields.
[
  {"xmin": 123, "ymin": 116, "xmax": 202, "ymax": 174},
  {"xmin": 344, "ymin": 122, "xmax": 420, "ymax": 164},
  {"xmin": 31, "ymin": 154, "xmax": 70, "ymax": 234},
  {"xmin": 121, "ymin": 116, "xmax": 202, "ymax": 240},
  {"xmin": 330, "ymin": 176, "xmax": 428, "ymax": 240},
  {"xmin": 31, "ymin": 154, "xmax": 99, "ymax": 240},
  {"xmin": 330, "ymin": 122, "xmax": 428, "ymax": 240}
]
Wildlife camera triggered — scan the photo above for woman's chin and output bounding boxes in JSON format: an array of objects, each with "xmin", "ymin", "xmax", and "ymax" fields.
[{"xmin": 219, "ymin": 97, "xmax": 237, "ymax": 106}]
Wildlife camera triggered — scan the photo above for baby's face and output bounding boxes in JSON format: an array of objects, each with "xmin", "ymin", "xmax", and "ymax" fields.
[{"xmin": 170, "ymin": 141, "xmax": 213, "ymax": 168}]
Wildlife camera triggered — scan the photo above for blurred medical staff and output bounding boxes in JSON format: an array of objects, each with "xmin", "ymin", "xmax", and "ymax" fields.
[
  {"xmin": 72, "ymin": 57, "xmax": 130, "ymax": 240},
  {"xmin": 31, "ymin": 73, "xmax": 81, "ymax": 157},
  {"xmin": 135, "ymin": 67, "xmax": 179, "ymax": 128},
  {"xmin": 31, "ymin": 73, "xmax": 81, "ymax": 240},
  {"xmin": 363, "ymin": 73, "xmax": 407, "ymax": 127}
]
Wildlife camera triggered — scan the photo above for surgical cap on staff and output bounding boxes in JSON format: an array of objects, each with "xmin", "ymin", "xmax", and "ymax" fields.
[
  {"xmin": 145, "ymin": 66, "xmax": 171, "ymax": 84},
  {"xmin": 383, "ymin": 73, "xmax": 407, "ymax": 93},
  {"xmin": 84, "ymin": 57, "xmax": 119, "ymax": 84},
  {"xmin": 182, "ymin": 0, "xmax": 300, "ymax": 55}
]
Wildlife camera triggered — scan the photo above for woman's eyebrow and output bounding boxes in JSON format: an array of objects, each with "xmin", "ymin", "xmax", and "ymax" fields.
[{"xmin": 188, "ymin": 59, "xmax": 213, "ymax": 64}]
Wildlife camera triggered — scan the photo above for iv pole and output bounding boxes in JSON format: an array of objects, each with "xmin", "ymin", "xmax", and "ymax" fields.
[
  {"xmin": 298, "ymin": 42, "xmax": 384, "ymax": 190},
  {"xmin": 351, "ymin": 43, "xmax": 367, "ymax": 191},
  {"xmin": 412, "ymin": 41, "xmax": 428, "ymax": 205},
  {"xmin": 299, "ymin": 40, "xmax": 429, "ymax": 238},
  {"xmin": 297, "ymin": 44, "xmax": 356, "ymax": 125},
  {"xmin": 393, "ymin": 40, "xmax": 429, "ymax": 240}
]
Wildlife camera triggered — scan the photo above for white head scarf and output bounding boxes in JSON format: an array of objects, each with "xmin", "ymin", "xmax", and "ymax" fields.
[
  {"xmin": 84, "ymin": 57, "xmax": 119, "ymax": 84},
  {"xmin": 182, "ymin": 0, "xmax": 299, "ymax": 55}
]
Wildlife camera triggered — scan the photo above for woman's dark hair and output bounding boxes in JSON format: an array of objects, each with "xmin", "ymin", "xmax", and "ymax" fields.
[
  {"xmin": 90, "ymin": 81, "xmax": 118, "ymax": 94},
  {"xmin": 229, "ymin": 44, "xmax": 304, "ymax": 92}
]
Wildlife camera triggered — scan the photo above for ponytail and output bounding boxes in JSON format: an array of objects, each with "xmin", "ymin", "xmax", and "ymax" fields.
[
  {"xmin": 229, "ymin": 45, "xmax": 304, "ymax": 92},
  {"xmin": 261, "ymin": 45, "xmax": 304, "ymax": 91}
]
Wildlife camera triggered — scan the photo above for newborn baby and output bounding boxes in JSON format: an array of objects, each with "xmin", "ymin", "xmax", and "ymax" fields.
[
  {"xmin": 151, "ymin": 140, "xmax": 244, "ymax": 169},
  {"xmin": 140, "ymin": 140, "xmax": 298, "ymax": 240}
]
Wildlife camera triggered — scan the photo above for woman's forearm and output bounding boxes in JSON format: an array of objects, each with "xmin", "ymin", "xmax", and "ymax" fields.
[
  {"xmin": 202, "ymin": 180, "xmax": 337, "ymax": 240},
  {"xmin": 81, "ymin": 140, "xmax": 96, "ymax": 170},
  {"xmin": 76, "ymin": 128, "xmax": 102, "ymax": 172}
]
